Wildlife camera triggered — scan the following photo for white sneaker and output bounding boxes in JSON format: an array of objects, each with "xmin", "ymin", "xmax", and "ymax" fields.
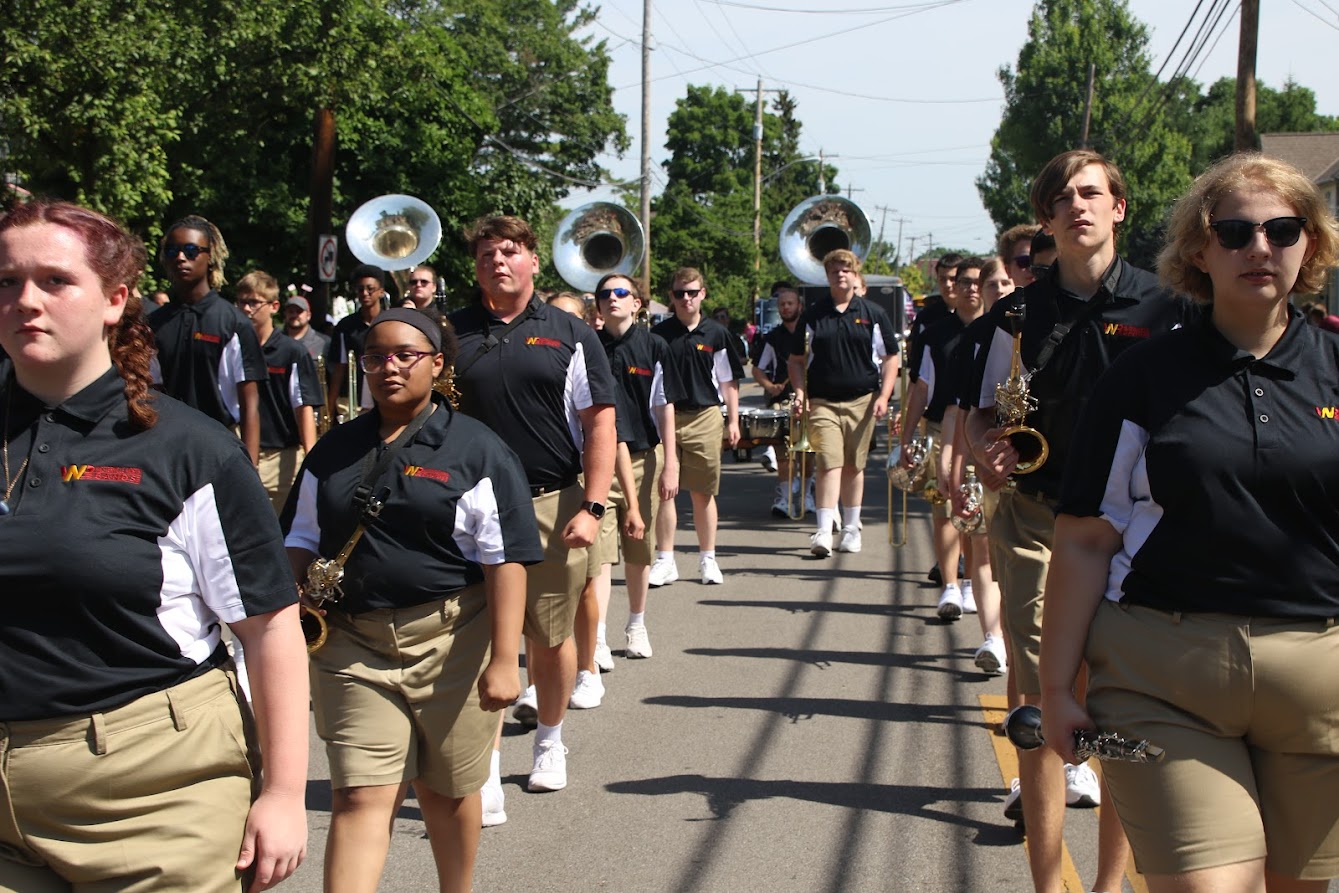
[
  {"xmin": 837, "ymin": 526, "xmax": 862, "ymax": 553},
  {"xmin": 1003, "ymin": 777, "xmax": 1023, "ymax": 824},
  {"xmin": 937, "ymin": 584, "xmax": 963, "ymax": 621},
  {"xmin": 569, "ymin": 669, "xmax": 604, "ymax": 709},
  {"xmin": 760, "ymin": 446, "xmax": 777, "ymax": 472},
  {"xmin": 973, "ymin": 635, "xmax": 1007, "ymax": 676},
  {"xmin": 1064, "ymin": 762, "xmax": 1101, "ymax": 808},
  {"xmin": 648, "ymin": 556, "xmax": 678, "ymax": 587},
  {"xmin": 771, "ymin": 483, "xmax": 789, "ymax": 518},
  {"xmin": 961, "ymin": 579, "xmax": 977, "ymax": 613},
  {"xmin": 699, "ymin": 555, "xmax": 723, "ymax": 584},
  {"xmin": 527, "ymin": 740, "xmax": 569, "ymax": 792},
  {"xmin": 512, "ymin": 684, "xmax": 538, "ymax": 728},
  {"xmin": 625, "ymin": 623, "xmax": 653, "ymax": 659},
  {"xmin": 594, "ymin": 640, "xmax": 615, "ymax": 673},
  {"xmin": 481, "ymin": 775, "xmax": 507, "ymax": 827},
  {"xmin": 810, "ymin": 528, "xmax": 833, "ymax": 557}
]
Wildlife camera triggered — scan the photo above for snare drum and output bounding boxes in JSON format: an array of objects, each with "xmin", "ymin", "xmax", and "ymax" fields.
[{"xmin": 743, "ymin": 408, "xmax": 790, "ymax": 444}]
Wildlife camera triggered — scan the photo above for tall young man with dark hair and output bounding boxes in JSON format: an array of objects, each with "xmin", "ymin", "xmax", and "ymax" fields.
[{"xmin": 325, "ymin": 263, "xmax": 385, "ymax": 421}]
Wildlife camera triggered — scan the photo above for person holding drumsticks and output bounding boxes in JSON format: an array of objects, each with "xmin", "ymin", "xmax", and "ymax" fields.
[{"xmin": 1041, "ymin": 153, "xmax": 1339, "ymax": 893}]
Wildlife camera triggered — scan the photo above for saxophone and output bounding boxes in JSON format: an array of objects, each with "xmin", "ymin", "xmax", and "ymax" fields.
[
  {"xmin": 300, "ymin": 494, "xmax": 385, "ymax": 653},
  {"xmin": 951, "ymin": 465, "xmax": 984, "ymax": 533},
  {"xmin": 993, "ymin": 305, "xmax": 1049, "ymax": 475}
]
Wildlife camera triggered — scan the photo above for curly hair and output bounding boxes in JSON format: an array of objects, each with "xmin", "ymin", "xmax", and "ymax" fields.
[
  {"xmin": 0, "ymin": 200, "xmax": 157, "ymax": 429},
  {"xmin": 162, "ymin": 215, "xmax": 229, "ymax": 290},
  {"xmin": 1159, "ymin": 153, "xmax": 1339, "ymax": 304},
  {"xmin": 419, "ymin": 308, "xmax": 461, "ymax": 408}
]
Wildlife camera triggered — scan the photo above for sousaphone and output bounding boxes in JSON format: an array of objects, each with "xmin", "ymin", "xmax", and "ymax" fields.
[
  {"xmin": 553, "ymin": 202, "xmax": 645, "ymax": 293},
  {"xmin": 779, "ymin": 194, "xmax": 873, "ymax": 285},
  {"xmin": 345, "ymin": 194, "xmax": 443, "ymax": 299}
]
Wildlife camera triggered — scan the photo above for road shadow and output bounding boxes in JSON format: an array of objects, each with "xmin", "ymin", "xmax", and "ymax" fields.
[
  {"xmin": 643, "ymin": 693, "xmax": 986, "ymax": 728},
  {"xmin": 681, "ymin": 645, "xmax": 996, "ymax": 682}
]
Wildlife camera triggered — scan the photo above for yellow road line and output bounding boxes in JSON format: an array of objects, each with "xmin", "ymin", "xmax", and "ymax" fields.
[{"xmin": 979, "ymin": 694, "xmax": 1148, "ymax": 893}]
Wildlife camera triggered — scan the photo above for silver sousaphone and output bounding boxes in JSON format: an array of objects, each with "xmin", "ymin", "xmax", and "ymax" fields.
[
  {"xmin": 345, "ymin": 194, "xmax": 443, "ymax": 300},
  {"xmin": 779, "ymin": 194, "xmax": 873, "ymax": 285},
  {"xmin": 553, "ymin": 202, "xmax": 645, "ymax": 293}
]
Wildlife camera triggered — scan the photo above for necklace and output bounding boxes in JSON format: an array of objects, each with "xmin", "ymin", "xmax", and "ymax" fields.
[{"xmin": 2, "ymin": 392, "xmax": 28, "ymax": 511}]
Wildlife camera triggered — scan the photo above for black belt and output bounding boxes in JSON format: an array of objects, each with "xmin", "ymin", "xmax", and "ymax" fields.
[{"xmin": 530, "ymin": 476, "xmax": 578, "ymax": 498}]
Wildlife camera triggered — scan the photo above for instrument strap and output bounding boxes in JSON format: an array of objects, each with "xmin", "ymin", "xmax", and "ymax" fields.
[
  {"xmin": 455, "ymin": 298, "xmax": 540, "ymax": 380},
  {"xmin": 352, "ymin": 400, "xmax": 436, "ymax": 521},
  {"xmin": 1032, "ymin": 288, "xmax": 1111, "ymax": 376}
]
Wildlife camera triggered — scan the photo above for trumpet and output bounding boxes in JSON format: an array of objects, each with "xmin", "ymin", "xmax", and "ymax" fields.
[
  {"xmin": 951, "ymin": 465, "xmax": 984, "ymax": 534},
  {"xmin": 785, "ymin": 331, "xmax": 814, "ymax": 520},
  {"xmin": 1005, "ymin": 704, "xmax": 1165, "ymax": 764},
  {"xmin": 994, "ymin": 305, "xmax": 1048, "ymax": 476}
]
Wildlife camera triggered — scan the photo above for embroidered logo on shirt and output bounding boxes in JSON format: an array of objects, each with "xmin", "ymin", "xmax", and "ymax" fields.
[
  {"xmin": 627, "ymin": 365, "xmax": 653, "ymax": 377},
  {"xmin": 1102, "ymin": 322, "xmax": 1150, "ymax": 338},
  {"xmin": 1315, "ymin": 406, "xmax": 1339, "ymax": 420},
  {"xmin": 267, "ymin": 365, "xmax": 287, "ymax": 375},
  {"xmin": 61, "ymin": 465, "xmax": 143, "ymax": 484},
  {"xmin": 193, "ymin": 332, "xmax": 222, "ymax": 344},
  {"xmin": 694, "ymin": 344, "xmax": 715, "ymax": 353},
  {"xmin": 525, "ymin": 336, "xmax": 563, "ymax": 348},
  {"xmin": 404, "ymin": 465, "xmax": 451, "ymax": 484}
]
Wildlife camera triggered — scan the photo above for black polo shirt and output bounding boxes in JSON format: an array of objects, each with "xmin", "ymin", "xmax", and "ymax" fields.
[
  {"xmin": 955, "ymin": 314, "xmax": 997, "ymax": 411},
  {"xmin": 790, "ymin": 295, "xmax": 895, "ymax": 401},
  {"xmin": 752, "ymin": 323, "xmax": 797, "ymax": 406},
  {"xmin": 0, "ymin": 368, "xmax": 296, "ymax": 721},
  {"xmin": 282, "ymin": 396, "xmax": 543, "ymax": 612},
  {"xmin": 325, "ymin": 313, "xmax": 375, "ymax": 408},
  {"xmin": 649, "ymin": 316, "xmax": 745, "ymax": 410},
  {"xmin": 1059, "ymin": 308, "xmax": 1339, "ymax": 617},
  {"xmin": 967, "ymin": 256, "xmax": 1195, "ymax": 496},
  {"xmin": 449, "ymin": 296, "xmax": 618, "ymax": 489},
  {"xmin": 599, "ymin": 324, "xmax": 685, "ymax": 453},
  {"xmin": 917, "ymin": 313, "xmax": 969, "ymax": 423},
  {"xmin": 908, "ymin": 294, "xmax": 950, "ymax": 384},
  {"xmin": 258, "ymin": 330, "xmax": 323, "ymax": 450},
  {"xmin": 149, "ymin": 291, "xmax": 267, "ymax": 427}
]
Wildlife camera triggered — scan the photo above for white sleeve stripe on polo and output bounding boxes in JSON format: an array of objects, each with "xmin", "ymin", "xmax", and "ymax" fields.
[
  {"xmin": 155, "ymin": 482, "xmax": 236, "ymax": 663},
  {"xmin": 712, "ymin": 349, "xmax": 732, "ymax": 385},
  {"xmin": 757, "ymin": 343, "xmax": 776, "ymax": 376},
  {"xmin": 650, "ymin": 360, "xmax": 667, "ymax": 409},
  {"xmin": 283, "ymin": 470, "xmax": 322, "ymax": 554},
  {"xmin": 288, "ymin": 362, "xmax": 303, "ymax": 409},
  {"xmin": 564, "ymin": 341, "xmax": 590, "ymax": 449},
  {"xmin": 453, "ymin": 476, "xmax": 505, "ymax": 565},
  {"xmin": 919, "ymin": 351, "xmax": 936, "ymax": 406},
  {"xmin": 872, "ymin": 323, "xmax": 888, "ymax": 363},
  {"xmin": 1100, "ymin": 419, "xmax": 1159, "ymax": 601},
  {"xmin": 977, "ymin": 326, "xmax": 1014, "ymax": 410},
  {"xmin": 218, "ymin": 333, "xmax": 245, "ymax": 422}
]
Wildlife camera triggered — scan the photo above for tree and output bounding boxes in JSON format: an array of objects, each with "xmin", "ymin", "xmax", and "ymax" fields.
[
  {"xmin": 976, "ymin": 0, "xmax": 1193, "ymax": 268},
  {"xmin": 1180, "ymin": 76, "xmax": 1339, "ymax": 171}
]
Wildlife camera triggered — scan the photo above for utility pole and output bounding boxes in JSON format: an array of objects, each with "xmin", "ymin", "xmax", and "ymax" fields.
[
  {"xmin": 818, "ymin": 148, "xmax": 827, "ymax": 193},
  {"xmin": 874, "ymin": 204, "xmax": 896, "ymax": 271},
  {"xmin": 1080, "ymin": 63, "xmax": 1096, "ymax": 148},
  {"xmin": 736, "ymin": 80, "xmax": 781, "ymax": 310},
  {"xmin": 1235, "ymin": 0, "xmax": 1259, "ymax": 151},
  {"xmin": 639, "ymin": 0, "xmax": 653, "ymax": 301},
  {"xmin": 846, "ymin": 185, "xmax": 865, "ymax": 201}
]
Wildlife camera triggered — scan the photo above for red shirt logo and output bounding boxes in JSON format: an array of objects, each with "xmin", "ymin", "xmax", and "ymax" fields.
[
  {"xmin": 525, "ymin": 336, "xmax": 563, "ymax": 348},
  {"xmin": 1315, "ymin": 406, "xmax": 1339, "ymax": 420},
  {"xmin": 627, "ymin": 365, "xmax": 652, "ymax": 377},
  {"xmin": 61, "ymin": 465, "xmax": 143, "ymax": 484},
  {"xmin": 694, "ymin": 343, "xmax": 715, "ymax": 353},
  {"xmin": 1102, "ymin": 322, "xmax": 1150, "ymax": 339},
  {"xmin": 193, "ymin": 332, "xmax": 222, "ymax": 344},
  {"xmin": 404, "ymin": 465, "xmax": 451, "ymax": 484}
]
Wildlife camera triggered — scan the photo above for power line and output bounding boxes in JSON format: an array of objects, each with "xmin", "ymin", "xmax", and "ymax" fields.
[
  {"xmin": 1290, "ymin": 0, "xmax": 1339, "ymax": 31},
  {"xmin": 701, "ymin": 0, "xmax": 964, "ymax": 13}
]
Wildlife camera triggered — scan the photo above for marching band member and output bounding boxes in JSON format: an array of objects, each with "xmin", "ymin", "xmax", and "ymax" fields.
[
  {"xmin": 964, "ymin": 149, "xmax": 1194, "ymax": 893},
  {"xmin": 282, "ymin": 308, "xmax": 539, "ymax": 891},
  {"xmin": 752, "ymin": 285, "xmax": 809, "ymax": 517},
  {"xmin": 1042, "ymin": 153, "xmax": 1339, "ymax": 893},
  {"xmin": 788, "ymin": 249, "xmax": 896, "ymax": 557},
  {"xmin": 1, "ymin": 200, "xmax": 308, "ymax": 892},
  {"xmin": 649, "ymin": 267, "xmax": 744, "ymax": 585}
]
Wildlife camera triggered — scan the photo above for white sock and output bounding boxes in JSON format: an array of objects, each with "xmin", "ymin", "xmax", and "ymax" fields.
[
  {"xmin": 816, "ymin": 508, "xmax": 836, "ymax": 534},
  {"xmin": 596, "ymin": 621, "xmax": 607, "ymax": 645},
  {"xmin": 656, "ymin": 550, "xmax": 672, "ymax": 562},
  {"xmin": 627, "ymin": 611, "xmax": 645, "ymax": 628},
  {"xmin": 489, "ymin": 749, "xmax": 501, "ymax": 783},
  {"xmin": 841, "ymin": 507, "xmax": 860, "ymax": 529},
  {"xmin": 701, "ymin": 550, "xmax": 715, "ymax": 560},
  {"xmin": 536, "ymin": 721, "xmax": 563, "ymax": 747}
]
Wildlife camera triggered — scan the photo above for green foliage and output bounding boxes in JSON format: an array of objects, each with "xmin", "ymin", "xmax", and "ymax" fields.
[
  {"xmin": 1180, "ymin": 77, "xmax": 1339, "ymax": 170},
  {"xmin": 0, "ymin": 0, "xmax": 627, "ymax": 300}
]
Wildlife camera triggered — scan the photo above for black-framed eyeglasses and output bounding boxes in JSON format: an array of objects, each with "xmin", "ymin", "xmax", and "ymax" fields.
[
  {"xmin": 1029, "ymin": 264, "xmax": 1051, "ymax": 280},
  {"xmin": 596, "ymin": 287, "xmax": 632, "ymax": 300},
  {"xmin": 409, "ymin": 278, "xmax": 432, "ymax": 287},
  {"xmin": 955, "ymin": 278, "xmax": 981, "ymax": 290},
  {"xmin": 163, "ymin": 243, "xmax": 209, "ymax": 260},
  {"xmin": 1209, "ymin": 216, "xmax": 1307, "ymax": 251},
  {"xmin": 237, "ymin": 298, "xmax": 271, "ymax": 310},
  {"xmin": 358, "ymin": 350, "xmax": 436, "ymax": 373},
  {"xmin": 1012, "ymin": 255, "xmax": 1031, "ymax": 269},
  {"xmin": 672, "ymin": 288, "xmax": 702, "ymax": 299}
]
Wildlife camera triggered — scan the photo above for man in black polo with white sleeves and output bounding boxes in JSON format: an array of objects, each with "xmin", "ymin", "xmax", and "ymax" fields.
[{"xmin": 449, "ymin": 214, "xmax": 617, "ymax": 819}]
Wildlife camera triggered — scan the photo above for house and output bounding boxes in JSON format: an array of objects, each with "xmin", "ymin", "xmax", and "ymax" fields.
[{"xmin": 1260, "ymin": 132, "xmax": 1339, "ymax": 309}]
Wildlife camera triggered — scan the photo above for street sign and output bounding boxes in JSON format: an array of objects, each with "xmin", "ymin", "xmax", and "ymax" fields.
[{"xmin": 318, "ymin": 234, "xmax": 338, "ymax": 283}]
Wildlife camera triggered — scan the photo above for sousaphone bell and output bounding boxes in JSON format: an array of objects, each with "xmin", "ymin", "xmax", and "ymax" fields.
[
  {"xmin": 346, "ymin": 194, "xmax": 443, "ymax": 300},
  {"xmin": 778, "ymin": 195, "xmax": 872, "ymax": 285},
  {"xmin": 553, "ymin": 202, "xmax": 645, "ymax": 293}
]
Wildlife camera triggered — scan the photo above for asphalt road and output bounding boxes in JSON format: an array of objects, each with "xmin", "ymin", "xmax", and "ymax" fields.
[{"xmin": 282, "ymin": 384, "xmax": 1178, "ymax": 892}]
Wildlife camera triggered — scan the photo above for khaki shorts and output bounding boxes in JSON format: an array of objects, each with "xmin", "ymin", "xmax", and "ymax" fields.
[
  {"xmin": 588, "ymin": 446, "xmax": 661, "ymax": 572},
  {"xmin": 809, "ymin": 394, "xmax": 876, "ymax": 472},
  {"xmin": 311, "ymin": 586, "xmax": 494, "ymax": 798},
  {"xmin": 586, "ymin": 501, "xmax": 620, "ymax": 575},
  {"xmin": 0, "ymin": 669, "xmax": 257, "ymax": 892},
  {"xmin": 258, "ymin": 445, "xmax": 303, "ymax": 513},
  {"xmin": 1087, "ymin": 602, "xmax": 1339, "ymax": 879},
  {"xmin": 991, "ymin": 487, "xmax": 1055, "ymax": 695},
  {"xmin": 675, "ymin": 407, "xmax": 724, "ymax": 496},
  {"xmin": 976, "ymin": 475, "xmax": 998, "ymax": 535},
  {"xmin": 524, "ymin": 484, "xmax": 586, "ymax": 647}
]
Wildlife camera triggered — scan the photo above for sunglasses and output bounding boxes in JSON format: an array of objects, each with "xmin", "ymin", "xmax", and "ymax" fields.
[
  {"xmin": 409, "ymin": 278, "xmax": 432, "ymax": 287},
  {"xmin": 672, "ymin": 288, "xmax": 702, "ymax": 299},
  {"xmin": 1012, "ymin": 255, "xmax": 1031, "ymax": 268},
  {"xmin": 596, "ymin": 287, "xmax": 632, "ymax": 300},
  {"xmin": 1209, "ymin": 217, "xmax": 1307, "ymax": 251},
  {"xmin": 1029, "ymin": 264, "xmax": 1051, "ymax": 280},
  {"xmin": 359, "ymin": 350, "xmax": 436, "ymax": 373},
  {"xmin": 163, "ymin": 243, "xmax": 209, "ymax": 260}
]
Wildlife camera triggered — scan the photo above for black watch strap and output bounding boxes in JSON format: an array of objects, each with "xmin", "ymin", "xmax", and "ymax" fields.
[{"xmin": 580, "ymin": 500, "xmax": 606, "ymax": 519}]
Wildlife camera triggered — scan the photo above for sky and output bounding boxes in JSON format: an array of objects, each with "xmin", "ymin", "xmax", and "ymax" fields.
[{"xmin": 564, "ymin": 0, "xmax": 1339, "ymax": 261}]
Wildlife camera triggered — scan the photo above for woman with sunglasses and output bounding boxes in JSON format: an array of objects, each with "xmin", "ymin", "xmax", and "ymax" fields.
[
  {"xmin": 149, "ymin": 215, "xmax": 267, "ymax": 465},
  {"xmin": 0, "ymin": 200, "xmax": 308, "ymax": 890},
  {"xmin": 1040, "ymin": 153, "xmax": 1339, "ymax": 892},
  {"xmin": 281, "ymin": 308, "xmax": 540, "ymax": 893}
]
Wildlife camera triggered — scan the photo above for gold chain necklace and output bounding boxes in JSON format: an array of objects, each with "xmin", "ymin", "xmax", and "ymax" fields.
[{"xmin": 2, "ymin": 391, "xmax": 29, "ymax": 507}]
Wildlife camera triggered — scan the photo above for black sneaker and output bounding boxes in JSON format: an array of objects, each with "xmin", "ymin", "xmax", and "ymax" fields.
[{"xmin": 927, "ymin": 563, "xmax": 942, "ymax": 585}]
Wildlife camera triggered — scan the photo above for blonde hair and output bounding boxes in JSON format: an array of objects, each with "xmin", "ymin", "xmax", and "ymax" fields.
[
  {"xmin": 1159, "ymin": 153, "xmax": 1339, "ymax": 303},
  {"xmin": 162, "ymin": 215, "xmax": 229, "ymax": 289},
  {"xmin": 822, "ymin": 248, "xmax": 861, "ymax": 273},
  {"xmin": 236, "ymin": 270, "xmax": 279, "ymax": 303}
]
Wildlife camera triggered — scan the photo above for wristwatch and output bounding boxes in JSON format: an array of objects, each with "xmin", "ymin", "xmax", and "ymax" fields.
[{"xmin": 580, "ymin": 500, "xmax": 607, "ymax": 519}]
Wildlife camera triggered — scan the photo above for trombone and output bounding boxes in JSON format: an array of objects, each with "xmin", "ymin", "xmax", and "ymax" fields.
[
  {"xmin": 346, "ymin": 350, "xmax": 359, "ymax": 421},
  {"xmin": 887, "ymin": 335, "xmax": 913, "ymax": 546},
  {"xmin": 316, "ymin": 354, "xmax": 331, "ymax": 436},
  {"xmin": 785, "ymin": 330, "xmax": 814, "ymax": 520}
]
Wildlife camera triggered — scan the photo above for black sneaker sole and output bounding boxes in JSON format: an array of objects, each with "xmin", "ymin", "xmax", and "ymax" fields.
[
  {"xmin": 937, "ymin": 606, "xmax": 962, "ymax": 622},
  {"xmin": 927, "ymin": 564, "xmax": 942, "ymax": 585}
]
